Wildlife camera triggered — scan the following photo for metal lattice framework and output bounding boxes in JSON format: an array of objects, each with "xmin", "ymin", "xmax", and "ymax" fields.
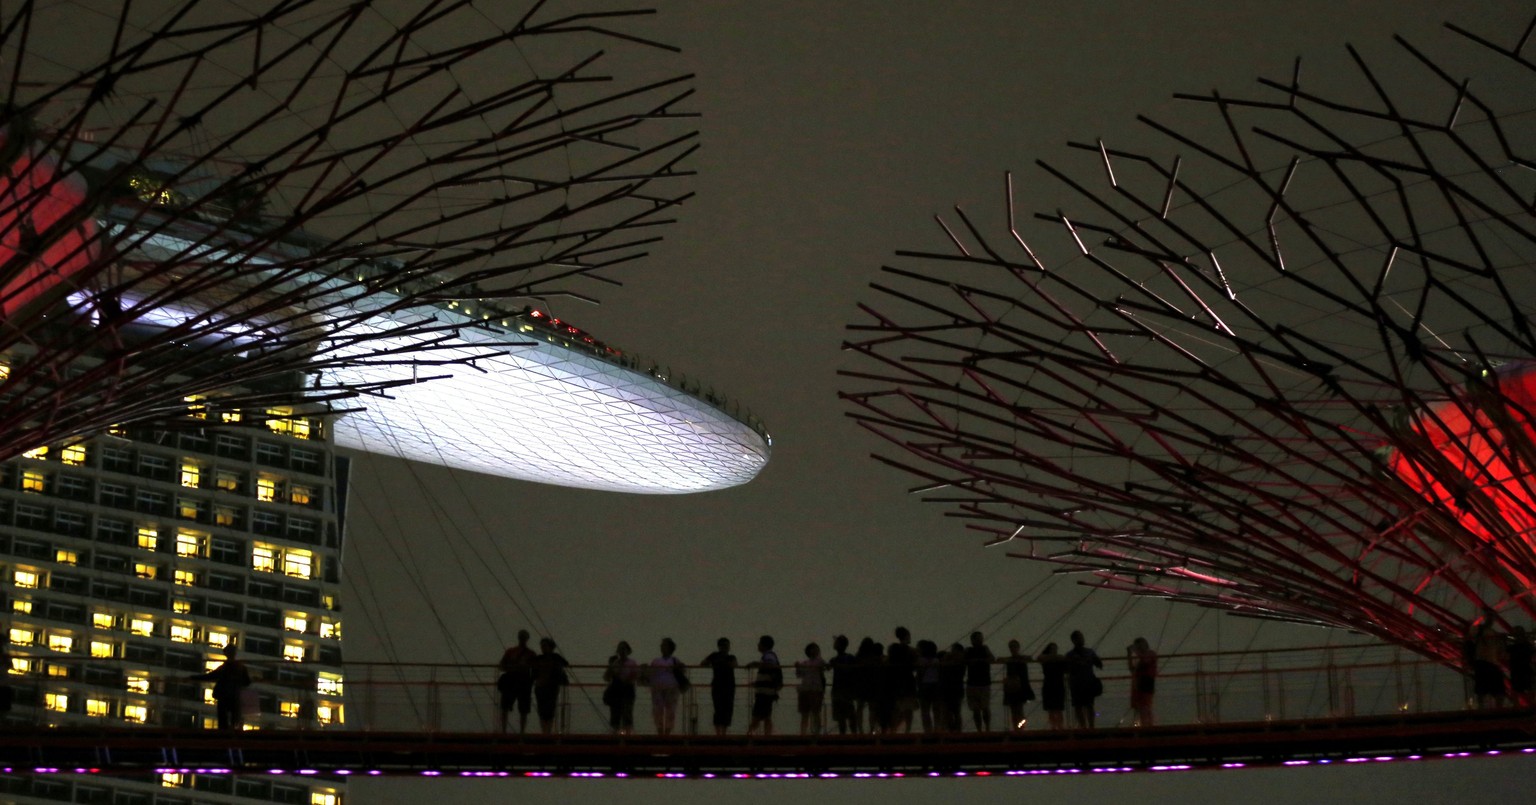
[
  {"xmin": 843, "ymin": 17, "xmax": 1536, "ymax": 665},
  {"xmin": 0, "ymin": 0, "xmax": 696, "ymax": 462}
]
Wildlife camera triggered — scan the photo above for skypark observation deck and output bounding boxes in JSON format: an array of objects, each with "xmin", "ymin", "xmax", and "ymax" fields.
[{"xmin": 87, "ymin": 205, "xmax": 772, "ymax": 494}]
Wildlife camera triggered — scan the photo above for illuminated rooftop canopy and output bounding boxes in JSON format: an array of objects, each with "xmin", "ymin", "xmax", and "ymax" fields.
[
  {"xmin": 322, "ymin": 301, "xmax": 772, "ymax": 495},
  {"xmin": 85, "ymin": 223, "xmax": 771, "ymax": 495}
]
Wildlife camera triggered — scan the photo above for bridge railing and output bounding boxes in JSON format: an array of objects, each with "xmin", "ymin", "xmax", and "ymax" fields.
[
  {"xmin": 0, "ymin": 641, "xmax": 1485, "ymax": 734},
  {"xmin": 342, "ymin": 641, "xmax": 1480, "ymax": 735}
]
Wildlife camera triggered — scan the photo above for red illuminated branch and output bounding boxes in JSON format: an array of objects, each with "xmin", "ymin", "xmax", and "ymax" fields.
[{"xmin": 843, "ymin": 15, "xmax": 1536, "ymax": 667}]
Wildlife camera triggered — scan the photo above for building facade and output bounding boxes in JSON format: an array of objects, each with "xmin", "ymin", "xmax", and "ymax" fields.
[{"xmin": 1, "ymin": 395, "xmax": 348, "ymax": 805}]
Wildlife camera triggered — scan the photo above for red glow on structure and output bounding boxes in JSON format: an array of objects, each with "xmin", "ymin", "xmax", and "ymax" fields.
[
  {"xmin": 0, "ymin": 136, "xmax": 98, "ymax": 318},
  {"xmin": 1389, "ymin": 362, "xmax": 1536, "ymax": 561}
]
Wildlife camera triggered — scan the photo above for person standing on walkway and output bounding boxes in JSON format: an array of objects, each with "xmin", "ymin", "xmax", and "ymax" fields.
[
  {"xmin": 701, "ymin": 637, "xmax": 738, "ymax": 735},
  {"xmin": 1002, "ymin": 639, "xmax": 1035, "ymax": 731},
  {"xmin": 193, "ymin": 644, "xmax": 252, "ymax": 730},
  {"xmin": 1509, "ymin": 626, "xmax": 1534, "ymax": 707},
  {"xmin": 828, "ymin": 635, "xmax": 858, "ymax": 734},
  {"xmin": 795, "ymin": 642, "xmax": 827, "ymax": 735},
  {"xmin": 1066, "ymin": 630, "xmax": 1103, "ymax": 728},
  {"xmin": 1127, "ymin": 637, "xmax": 1158, "ymax": 727},
  {"xmin": 853, "ymin": 637, "xmax": 882, "ymax": 733},
  {"xmin": 964, "ymin": 631, "xmax": 996, "ymax": 731},
  {"xmin": 645, "ymin": 637, "xmax": 686, "ymax": 735},
  {"xmin": 746, "ymin": 635, "xmax": 782, "ymax": 735},
  {"xmin": 497, "ymin": 629, "xmax": 536, "ymax": 733},
  {"xmin": 531, "ymin": 637, "xmax": 569, "ymax": 734},
  {"xmin": 1467, "ymin": 608, "xmax": 1508, "ymax": 709},
  {"xmin": 916, "ymin": 639, "xmax": 942, "ymax": 733},
  {"xmin": 887, "ymin": 626, "xmax": 918, "ymax": 732},
  {"xmin": 603, "ymin": 640, "xmax": 639, "ymax": 734},
  {"xmin": 1037, "ymin": 642, "xmax": 1068, "ymax": 730}
]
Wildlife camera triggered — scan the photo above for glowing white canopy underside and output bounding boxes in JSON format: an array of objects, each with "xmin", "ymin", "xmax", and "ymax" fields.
[{"xmin": 321, "ymin": 311, "xmax": 771, "ymax": 494}]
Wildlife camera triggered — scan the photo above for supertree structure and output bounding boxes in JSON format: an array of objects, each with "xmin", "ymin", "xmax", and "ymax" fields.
[
  {"xmin": 0, "ymin": 0, "xmax": 695, "ymax": 461},
  {"xmin": 843, "ymin": 15, "xmax": 1536, "ymax": 665}
]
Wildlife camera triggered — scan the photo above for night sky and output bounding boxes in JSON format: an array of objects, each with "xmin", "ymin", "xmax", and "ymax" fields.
[{"xmin": 334, "ymin": 2, "xmax": 1532, "ymax": 801}]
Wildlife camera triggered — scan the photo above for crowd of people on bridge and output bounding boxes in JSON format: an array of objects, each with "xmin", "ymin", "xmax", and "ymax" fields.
[{"xmin": 494, "ymin": 627, "xmax": 1159, "ymax": 736}]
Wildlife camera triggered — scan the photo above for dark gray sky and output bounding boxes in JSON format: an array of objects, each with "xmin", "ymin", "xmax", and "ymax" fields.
[{"xmin": 338, "ymin": 2, "xmax": 1533, "ymax": 801}]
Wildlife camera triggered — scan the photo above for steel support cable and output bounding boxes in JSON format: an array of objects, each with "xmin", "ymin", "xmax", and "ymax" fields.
[
  {"xmin": 961, "ymin": 566, "xmax": 1063, "ymax": 641},
  {"xmin": 411, "ymin": 440, "xmax": 608, "ymax": 726},
  {"xmin": 345, "ymin": 487, "xmax": 434, "ymax": 726},
  {"xmin": 349, "ymin": 452, "xmax": 476, "ymax": 666}
]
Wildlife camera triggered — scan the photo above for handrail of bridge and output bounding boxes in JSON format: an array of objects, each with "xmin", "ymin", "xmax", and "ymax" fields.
[{"xmin": 1, "ymin": 639, "xmax": 1491, "ymax": 736}]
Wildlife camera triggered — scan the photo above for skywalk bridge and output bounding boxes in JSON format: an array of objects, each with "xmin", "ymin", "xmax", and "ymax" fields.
[{"xmin": 3, "ymin": 641, "xmax": 1534, "ymax": 781}]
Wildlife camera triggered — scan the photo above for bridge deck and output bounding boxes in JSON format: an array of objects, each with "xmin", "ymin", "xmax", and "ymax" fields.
[{"xmin": 3, "ymin": 707, "xmax": 1534, "ymax": 779}]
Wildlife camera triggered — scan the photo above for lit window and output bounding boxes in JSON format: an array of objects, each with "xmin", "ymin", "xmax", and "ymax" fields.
[
  {"xmin": 161, "ymin": 772, "xmax": 188, "ymax": 787},
  {"xmin": 0, "ymin": 362, "xmax": 8, "ymax": 379},
  {"xmin": 54, "ymin": 549, "xmax": 77, "ymax": 565},
  {"xmin": 185, "ymin": 394, "xmax": 207, "ymax": 421},
  {"xmin": 317, "ymin": 674, "xmax": 344, "ymax": 696},
  {"xmin": 177, "ymin": 498, "xmax": 201, "ymax": 519},
  {"xmin": 207, "ymin": 631, "xmax": 231, "ymax": 649},
  {"xmin": 9, "ymin": 627, "xmax": 35, "ymax": 646},
  {"xmin": 252, "ymin": 544, "xmax": 276, "ymax": 573},
  {"xmin": 92, "ymin": 612, "xmax": 114, "ymax": 629},
  {"xmin": 215, "ymin": 470, "xmax": 240, "ymax": 492},
  {"xmin": 265, "ymin": 409, "xmax": 296, "ymax": 436},
  {"xmin": 134, "ymin": 562, "xmax": 158, "ymax": 579},
  {"xmin": 47, "ymin": 633, "xmax": 73, "ymax": 653},
  {"xmin": 137, "ymin": 526, "xmax": 158, "ymax": 551},
  {"xmin": 175, "ymin": 532, "xmax": 204, "ymax": 557},
  {"xmin": 290, "ymin": 485, "xmax": 313, "ymax": 505},
  {"xmin": 173, "ymin": 599, "xmax": 192, "ymax": 614},
  {"xmin": 91, "ymin": 640, "xmax": 115, "ymax": 658},
  {"xmin": 126, "ymin": 674, "xmax": 149, "ymax": 693},
  {"xmin": 284, "ymin": 614, "xmax": 308, "ymax": 634},
  {"xmin": 311, "ymin": 790, "xmax": 340, "ymax": 805},
  {"xmin": 319, "ymin": 620, "xmax": 340, "ymax": 640},
  {"xmin": 130, "ymin": 617, "xmax": 154, "ymax": 637},
  {"xmin": 214, "ymin": 506, "xmax": 237, "ymax": 527},
  {"xmin": 44, "ymin": 692, "xmax": 68, "ymax": 712},
  {"xmin": 256, "ymin": 478, "xmax": 277, "ymax": 503},
  {"xmin": 46, "ymin": 663, "xmax": 68, "ymax": 677},
  {"xmin": 280, "ymin": 701, "xmax": 301, "ymax": 719},
  {"xmin": 60, "ymin": 444, "xmax": 86, "ymax": 465},
  {"xmin": 86, "ymin": 698, "xmax": 110, "ymax": 717},
  {"xmin": 13, "ymin": 569, "xmax": 39, "ymax": 589},
  {"xmin": 323, "ymin": 594, "xmax": 337, "ymax": 611},
  {"xmin": 180, "ymin": 464, "xmax": 201, "ymax": 488},
  {"xmin": 283, "ymin": 549, "xmax": 314, "ymax": 580},
  {"xmin": 123, "ymin": 704, "xmax": 147, "ymax": 723},
  {"xmin": 203, "ymin": 688, "xmax": 217, "ymax": 705},
  {"xmin": 283, "ymin": 643, "xmax": 305, "ymax": 662},
  {"xmin": 315, "ymin": 704, "xmax": 338, "ymax": 726},
  {"xmin": 12, "ymin": 600, "xmax": 32, "ymax": 614},
  {"xmin": 174, "ymin": 569, "xmax": 197, "ymax": 587},
  {"xmin": 22, "ymin": 446, "xmax": 47, "ymax": 459},
  {"xmin": 21, "ymin": 470, "xmax": 44, "ymax": 492},
  {"xmin": 170, "ymin": 624, "xmax": 194, "ymax": 643},
  {"xmin": 10, "ymin": 657, "xmax": 32, "ymax": 674}
]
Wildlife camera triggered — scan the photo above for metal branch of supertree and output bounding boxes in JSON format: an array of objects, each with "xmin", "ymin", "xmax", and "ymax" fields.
[
  {"xmin": 843, "ymin": 15, "xmax": 1536, "ymax": 666},
  {"xmin": 0, "ymin": 0, "xmax": 696, "ymax": 460}
]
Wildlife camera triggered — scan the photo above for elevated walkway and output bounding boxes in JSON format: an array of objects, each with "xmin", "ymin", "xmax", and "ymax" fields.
[{"xmin": 1, "ymin": 707, "xmax": 1533, "ymax": 779}]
